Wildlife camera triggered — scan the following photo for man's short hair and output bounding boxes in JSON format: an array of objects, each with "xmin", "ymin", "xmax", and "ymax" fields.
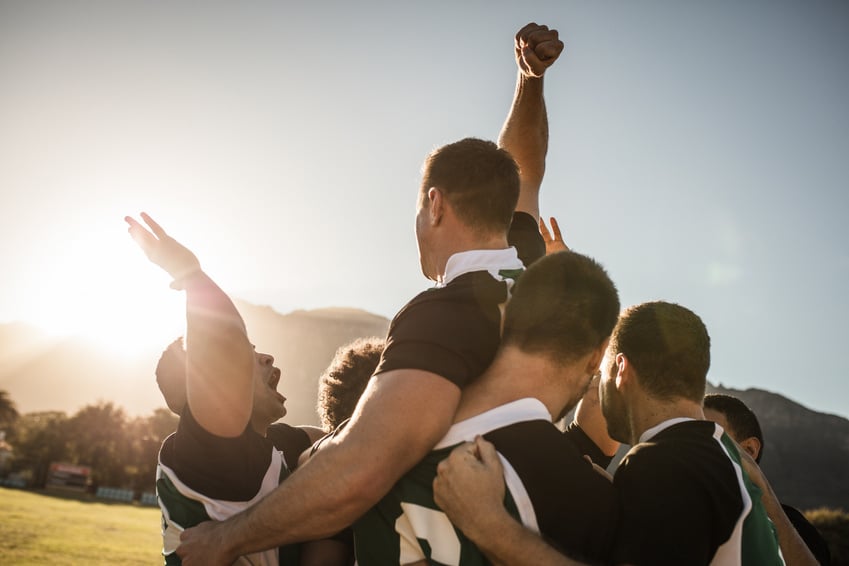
[
  {"xmin": 420, "ymin": 138, "xmax": 520, "ymax": 236},
  {"xmin": 502, "ymin": 251, "xmax": 620, "ymax": 364},
  {"xmin": 156, "ymin": 337, "xmax": 187, "ymax": 415},
  {"xmin": 704, "ymin": 393, "xmax": 765, "ymax": 463},
  {"xmin": 316, "ymin": 337, "xmax": 385, "ymax": 431},
  {"xmin": 609, "ymin": 301, "xmax": 710, "ymax": 402}
]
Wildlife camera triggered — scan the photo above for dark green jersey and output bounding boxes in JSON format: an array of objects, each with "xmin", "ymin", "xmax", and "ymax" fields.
[{"xmin": 719, "ymin": 431, "xmax": 783, "ymax": 566}]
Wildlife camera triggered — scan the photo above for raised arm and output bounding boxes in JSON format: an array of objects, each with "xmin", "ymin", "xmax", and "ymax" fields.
[
  {"xmin": 498, "ymin": 22, "xmax": 564, "ymax": 221},
  {"xmin": 126, "ymin": 213, "xmax": 253, "ymax": 438},
  {"xmin": 176, "ymin": 369, "xmax": 462, "ymax": 565}
]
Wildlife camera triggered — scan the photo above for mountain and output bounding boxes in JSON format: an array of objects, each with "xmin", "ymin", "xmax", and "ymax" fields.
[
  {"xmin": 0, "ymin": 303, "xmax": 390, "ymax": 427},
  {"xmin": 600, "ymin": 383, "xmax": 849, "ymax": 511},
  {"xmin": 0, "ymin": 322, "xmax": 160, "ymax": 419},
  {"xmin": 706, "ymin": 383, "xmax": 849, "ymax": 512},
  {"xmin": 1, "ymin": 308, "xmax": 848, "ymax": 510},
  {"xmin": 232, "ymin": 301, "xmax": 390, "ymax": 426}
]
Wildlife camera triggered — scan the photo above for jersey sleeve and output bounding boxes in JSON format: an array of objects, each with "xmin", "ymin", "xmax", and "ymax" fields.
[
  {"xmin": 374, "ymin": 278, "xmax": 504, "ymax": 388},
  {"xmin": 563, "ymin": 421, "xmax": 614, "ymax": 469},
  {"xmin": 266, "ymin": 423, "xmax": 311, "ymax": 471},
  {"xmin": 509, "ymin": 211, "xmax": 545, "ymax": 267}
]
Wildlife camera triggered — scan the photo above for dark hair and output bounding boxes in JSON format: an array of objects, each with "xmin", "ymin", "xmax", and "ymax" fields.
[
  {"xmin": 156, "ymin": 337, "xmax": 187, "ymax": 415},
  {"xmin": 316, "ymin": 337, "xmax": 385, "ymax": 431},
  {"xmin": 420, "ymin": 138, "xmax": 519, "ymax": 236},
  {"xmin": 609, "ymin": 301, "xmax": 710, "ymax": 402},
  {"xmin": 704, "ymin": 393, "xmax": 765, "ymax": 463},
  {"xmin": 502, "ymin": 251, "xmax": 620, "ymax": 364}
]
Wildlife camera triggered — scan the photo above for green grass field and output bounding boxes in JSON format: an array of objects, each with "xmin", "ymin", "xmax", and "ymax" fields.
[{"xmin": 0, "ymin": 487, "xmax": 162, "ymax": 565}]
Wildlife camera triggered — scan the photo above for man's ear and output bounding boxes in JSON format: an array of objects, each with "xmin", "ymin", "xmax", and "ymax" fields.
[
  {"xmin": 739, "ymin": 436, "xmax": 762, "ymax": 461},
  {"xmin": 427, "ymin": 187, "xmax": 444, "ymax": 225},
  {"xmin": 614, "ymin": 353, "xmax": 630, "ymax": 390},
  {"xmin": 584, "ymin": 339, "xmax": 610, "ymax": 376}
]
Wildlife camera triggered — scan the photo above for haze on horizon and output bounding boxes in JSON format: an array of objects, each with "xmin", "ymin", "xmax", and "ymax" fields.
[{"xmin": 1, "ymin": 1, "xmax": 847, "ymax": 419}]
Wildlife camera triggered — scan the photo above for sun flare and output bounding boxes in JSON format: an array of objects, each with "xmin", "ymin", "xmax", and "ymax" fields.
[{"xmin": 23, "ymin": 232, "xmax": 187, "ymax": 357}]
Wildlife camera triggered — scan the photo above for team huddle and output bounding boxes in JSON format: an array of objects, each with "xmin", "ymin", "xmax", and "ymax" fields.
[{"xmin": 126, "ymin": 22, "xmax": 825, "ymax": 566}]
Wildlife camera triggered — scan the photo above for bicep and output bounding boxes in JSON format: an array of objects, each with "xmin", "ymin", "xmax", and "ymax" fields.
[
  {"xmin": 332, "ymin": 369, "xmax": 462, "ymax": 491},
  {"xmin": 186, "ymin": 325, "xmax": 254, "ymax": 437}
]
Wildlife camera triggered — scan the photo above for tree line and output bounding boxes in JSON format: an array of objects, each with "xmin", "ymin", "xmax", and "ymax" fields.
[
  {"xmin": 0, "ymin": 389, "xmax": 177, "ymax": 494},
  {"xmin": 2, "ymin": 389, "xmax": 848, "ymax": 564}
]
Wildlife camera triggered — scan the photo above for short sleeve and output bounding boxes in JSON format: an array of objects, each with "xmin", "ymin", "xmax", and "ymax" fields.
[
  {"xmin": 509, "ymin": 211, "xmax": 545, "ymax": 267},
  {"xmin": 563, "ymin": 422, "xmax": 614, "ymax": 469},
  {"xmin": 266, "ymin": 423, "xmax": 311, "ymax": 471},
  {"xmin": 374, "ymin": 274, "xmax": 506, "ymax": 388}
]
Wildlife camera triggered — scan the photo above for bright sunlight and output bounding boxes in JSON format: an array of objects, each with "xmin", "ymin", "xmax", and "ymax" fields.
[{"xmin": 21, "ymin": 225, "xmax": 185, "ymax": 357}]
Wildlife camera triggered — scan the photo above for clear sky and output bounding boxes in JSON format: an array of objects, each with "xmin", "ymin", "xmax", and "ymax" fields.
[{"xmin": 1, "ymin": 1, "xmax": 847, "ymax": 418}]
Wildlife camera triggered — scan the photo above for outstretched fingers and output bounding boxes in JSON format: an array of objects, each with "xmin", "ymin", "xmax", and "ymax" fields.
[
  {"xmin": 140, "ymin": 211, "xmax": 168, "ymax": 239},
  {"xmin": 125, "ymin": 215, "xmax": 159, "ymax": 254},
  {"xmin": 548, "ymin": 216, "xmax": 563, "ymax": 242}
]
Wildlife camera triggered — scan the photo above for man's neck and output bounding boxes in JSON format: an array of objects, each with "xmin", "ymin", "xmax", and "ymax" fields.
[
  {"xmin": 453, "ymin": 347, "xmax": 573, "ymax": 424},
  {"xmin": 432, "ymin": 233, "xmax": 509, "ymax": 282},
  {"xmin": 630, "ymin": 397, "xmax": 705, "ymax": 445}
]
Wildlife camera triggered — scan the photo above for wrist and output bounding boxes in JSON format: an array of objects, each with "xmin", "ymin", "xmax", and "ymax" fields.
[
  {"xmin": 170, "ymin": 269, "xmax": 206, "ymax": 290},
  {"xmin": 461, "ymin": 501, "xmax": 513, "ymax": 546},
  {"xmin": 219, "ymin": 514, "xmax": 250, "ymax": 560}
]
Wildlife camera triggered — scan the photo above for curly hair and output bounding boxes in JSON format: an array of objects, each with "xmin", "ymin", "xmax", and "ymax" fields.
[{"xmin": 316, "ymin": 337, "xmax": 385, "ymax": 431}]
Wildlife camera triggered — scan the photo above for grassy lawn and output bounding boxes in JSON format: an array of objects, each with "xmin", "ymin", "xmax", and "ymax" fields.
[{"xmin": 0, "ymin": 487, "xmax": 162, "ymax": 565}]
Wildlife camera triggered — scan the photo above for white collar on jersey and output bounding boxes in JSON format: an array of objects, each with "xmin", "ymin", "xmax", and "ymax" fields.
[
  {"xmin": 434, "ymin": 398, "xmax": 552, "ymax": 450},
  {"xmin": 438, "ymin": 247, "xmax": 524, "ymax": 287},
  {"xmin": 638, "ymin": 417, "xmax": 697, "ymax": 444}
]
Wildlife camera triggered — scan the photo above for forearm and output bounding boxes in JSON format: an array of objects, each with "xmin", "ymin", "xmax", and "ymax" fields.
[
  {"xmin": 221, "ymin": 440, "xmax": 385, "ymax": 556},
  {"xmin": 184, "ymin": 271, "xmax": 247, "ymax": 337},
  {"xmin": 218, "ymin": 370, "xmax": 460, "ymax": 556},
  {"xmin": 471, "ymin": 507, "xmax": 585, "ymax": 566},
  {"xmin": 498, "ymin": 73, "xmax": 548, "ymax": 218},
  {"xmin": 183, "ymin": 271, "xmax": 253, "ymax": 435},
  {"xmin": 757, "ymin": 481, "xmax": 818, "ymax": 565}
]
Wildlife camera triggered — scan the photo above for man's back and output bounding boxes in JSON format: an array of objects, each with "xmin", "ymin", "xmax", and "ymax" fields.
[{"xmin": 355, "ymin": 399, "xmax": 617, "ymax": 565}]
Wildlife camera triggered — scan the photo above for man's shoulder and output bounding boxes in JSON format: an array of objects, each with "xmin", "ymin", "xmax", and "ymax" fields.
[
  {"xmin": 619, "ymin": 421, "xmax": 716, "ymax": 475},
  {"xmin": 401, "ymin": 271, "xmax": 509, "ymax": 309}
]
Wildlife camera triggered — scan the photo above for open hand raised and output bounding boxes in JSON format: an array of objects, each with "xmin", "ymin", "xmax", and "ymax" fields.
[
  {"xmin": 125, "ymin": 212, "xmax": 201, "ymax": 288},
  {"xmin": 539, "ymin": 216, "xmax": 570, "ymax": 254}
]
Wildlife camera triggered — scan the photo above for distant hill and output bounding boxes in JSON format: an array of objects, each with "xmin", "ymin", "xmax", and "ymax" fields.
[
  {"xmin": 0, "ymin": 303, "xmax": 390, "ymax": 427},
  {"xmin": 2, "ymin": 307, "xmax": 848, "ymax": 511},
  {"xmin": 600, "ymin": 383, "xmax": 849, "ymax": 512},
  {"xmin": 707, "ymin": 383, "xmax": 849, "ymax": 512},
  {"xmin": 232, "ymin": 301, "xmax": 390, "ymax": 426}
]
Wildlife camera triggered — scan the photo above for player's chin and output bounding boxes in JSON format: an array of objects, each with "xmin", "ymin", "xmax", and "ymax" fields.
[{"xmin": 274, "ymin": 401, "xmax": 287, "ymax": 419}]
